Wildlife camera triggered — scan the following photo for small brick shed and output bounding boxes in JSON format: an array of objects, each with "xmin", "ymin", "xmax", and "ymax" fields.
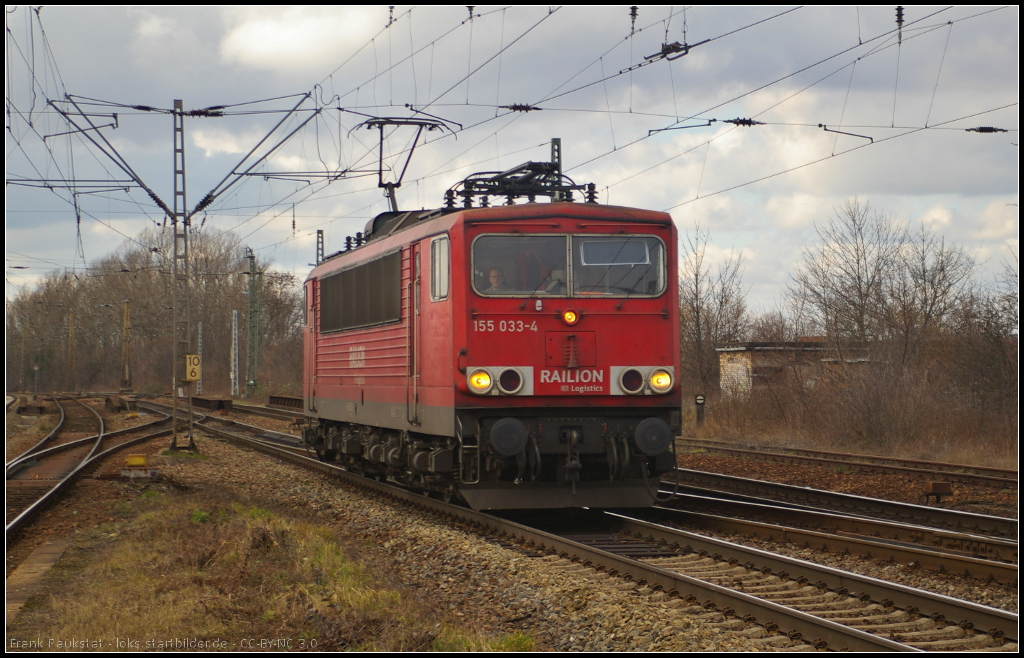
[{"xmin": 716, "ymin": 341, "xmax": 868, "ymax": 397}]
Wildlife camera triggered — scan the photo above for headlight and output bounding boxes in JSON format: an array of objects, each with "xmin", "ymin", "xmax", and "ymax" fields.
[
  {"xmin": 497, "ymin": 368, "xmax": 524, "ymax": 395},
  {"xmin": 619, "ymin": 368, "xmax": 645, "ymax": 394},
  {"xmin": 648, "ymin": 369, "xmax": 673, "ymax": 394},
  {"xmin": 468, "ymin": 369, "xmax": 493, "ymax": 394},
  {"xmin": 561, "ymin": 309, "xmax": 580, "ymax": 326}
]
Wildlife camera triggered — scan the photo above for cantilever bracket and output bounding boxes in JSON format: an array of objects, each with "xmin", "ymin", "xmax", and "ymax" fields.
[
  {"xmin": 819, "ymin": 124, "xmax": 873, "ymax": 143},
  {"xmin": 649, "ymin": 120, "xmax": 716, "ymax": 136}
]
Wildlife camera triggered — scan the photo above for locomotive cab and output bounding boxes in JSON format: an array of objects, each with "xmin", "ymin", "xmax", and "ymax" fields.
[{"xmin": 452, "ymin": 204, "xmax": 680, "ymax": 509}]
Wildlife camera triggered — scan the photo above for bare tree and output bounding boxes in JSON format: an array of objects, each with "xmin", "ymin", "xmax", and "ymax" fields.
[
  {"xmin": 790, "ymin": 199, "xmax": 905, "ymax": 343},
  {"xmin": 881, "ymin": 224, "xmax": 975, "ymax": 366},
  {"xmin": 679, "ymin": 222, "xmax": 747, "ymax": 392},
  {"xmin": 5, "ymin": 227, "xmax": 304, "ymax": 396}
]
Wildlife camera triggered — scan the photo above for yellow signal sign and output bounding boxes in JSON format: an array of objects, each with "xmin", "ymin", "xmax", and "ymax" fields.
[{"xmin": 185, "ymin": 354, "xmax": 201, "ymax": 382}]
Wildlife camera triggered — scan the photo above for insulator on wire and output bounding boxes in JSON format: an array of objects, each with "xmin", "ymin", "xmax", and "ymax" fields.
[
  {"xmin": 966, "ymin": 126, "xmax": 1008, "ymax": 133},
  {"xmin": 724, "ymin": 118, "xmax": 764, "ymax": 127},
  {"xmin": 500, "ymin": 104, "xmax": 542, "ymax": 112}
]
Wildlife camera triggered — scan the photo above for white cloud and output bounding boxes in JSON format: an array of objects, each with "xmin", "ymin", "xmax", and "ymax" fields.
[
  {"xmin": 136, "ymin": 15, "xmax": 174, "ymax": 38},
  {"xmin": 919, "ymin": 204, "xmax": 953, "ymax": 230},
  {"xmin": 271, "ymin": 155, "xmax": 308, "ymax": 172},
  {"xmin": 764, "ymin": 194, "xmax": 833, "ymax": 230},
  {"xmin": 973, "ymin": 199, "xmax": 1019, "ymax": 241},
  {"xmin": 192, "ymin": 129, "xmax": 251, "ymax": 157},
  {"xmin": 220, "ymin": 7, "xmax": 378, "ymax": 72}
]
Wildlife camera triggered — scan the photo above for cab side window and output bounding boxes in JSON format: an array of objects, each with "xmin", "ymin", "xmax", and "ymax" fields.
[{"xmin": 430, "ymin": 235, "xmax": 450, "ymax": 301}]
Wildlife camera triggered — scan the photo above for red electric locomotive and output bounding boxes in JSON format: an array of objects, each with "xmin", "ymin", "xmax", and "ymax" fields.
[{"xmin": 303, "ymin": 157, "xmax": 680, "ymax": 510}]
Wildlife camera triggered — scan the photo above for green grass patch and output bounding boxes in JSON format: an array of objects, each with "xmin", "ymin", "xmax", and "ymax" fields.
[
  {"xmin": 432, "ymin": 627, "xmax": 536, "ymax": 652},
  {"xmin": 6, "ymin": 489, "xmax": 516, "ymax": 652}
]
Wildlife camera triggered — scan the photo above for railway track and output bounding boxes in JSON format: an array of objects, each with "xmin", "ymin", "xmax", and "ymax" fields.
[
  {"xmin": 194, "ymin": 418, "xmax": 1017, "ymax": 651},
  {"xmin": 678, "ymin": 438, "xmax": 1017, "ymax": 489},
  {"xmin": 665, "ymin": 468, "xmax": 1018, "ymax": 539},
  {"xmin": 229, "ymin": 401, "xmax": 304, "ymax": 422},
  {"xmin": 638, "ymin": 494, "xmax": 1017, "ymax": 584},
  {"xmin": 6, "ymin": 398, "xmax": 172, "ymax": 540},
  {"xmin": 6, "ymin": 396, "xmax": 66, "ymax": 474}
]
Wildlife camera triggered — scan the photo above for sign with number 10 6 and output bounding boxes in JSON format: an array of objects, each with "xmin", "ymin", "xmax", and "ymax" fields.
[{"xmin": 185, "ymin": 354, "xmax": 201, "ymax": 382}]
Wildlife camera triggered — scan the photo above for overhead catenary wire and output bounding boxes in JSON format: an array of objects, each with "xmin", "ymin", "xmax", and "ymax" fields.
[
  {"xmin": 237, "ymin": 5, "xmax": 1015, "ymax": 252},
  {"xmin": 568, "ymin": 6, "xmax": 960, "ymax": 176},
  {"xmin": 17, "ymin": 6, "xmax": 799, "ymax": 253},
  {"xmin": 6, "ymin": 6, "xmax": 1017, "ymax": 280},
  {"xmin": 663, "ymin": 102, "xmax": 1018, "ymax": 212}
]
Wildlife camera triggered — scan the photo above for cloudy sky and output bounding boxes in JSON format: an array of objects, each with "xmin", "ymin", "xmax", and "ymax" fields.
[{"xmin": 5, "ymin": 5, "xmax": 1018, "ymax": 309}]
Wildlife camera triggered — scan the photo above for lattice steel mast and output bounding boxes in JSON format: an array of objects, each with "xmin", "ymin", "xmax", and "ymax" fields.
[{"xmin": 170, "ymin": 99, "xmax": 196, "ymax": 450}]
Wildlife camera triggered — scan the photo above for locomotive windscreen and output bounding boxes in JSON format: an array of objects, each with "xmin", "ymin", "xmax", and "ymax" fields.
[
  {"xmin": 473, "ymin": 235, "xmax": 568, "ymax": 295},
  {"xmin": 572, "ymin": 236, "xmax": 665, "ymax": 296},
  {"xmin": 472, "ymin": 234, "xmax": 664, "ymax": 297},
  {"xmin": 319, "ymin": 251, "xmax": 402, "ymax": 332}
]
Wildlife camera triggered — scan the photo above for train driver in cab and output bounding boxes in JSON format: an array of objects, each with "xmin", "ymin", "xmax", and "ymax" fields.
[{"xmin": 485, "ymin": 267, "xmax": 508, "ymax": 292}]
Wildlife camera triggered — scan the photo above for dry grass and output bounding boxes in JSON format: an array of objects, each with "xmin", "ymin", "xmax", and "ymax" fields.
[
  {"xmin": 693, "ymin": 382, "xmax": 1017, "ymax": 470},
  {"xmin": 9, "ymin": 487, "xmax": 532, "ymax": 652}
]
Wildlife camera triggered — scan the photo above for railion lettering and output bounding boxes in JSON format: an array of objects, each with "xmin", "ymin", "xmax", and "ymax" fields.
[{"xmin": 539, "ymin": 369, "xmax": 605, "ymax": 384}]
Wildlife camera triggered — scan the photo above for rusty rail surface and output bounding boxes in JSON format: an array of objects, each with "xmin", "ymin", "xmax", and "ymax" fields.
[
  {"xmin": 678, "ymin": 439, "xmax": 1016, "ymax": 488},
  {"xmin": 667, "ymin": 469, "xmax": 1017, "ymax": 539}
]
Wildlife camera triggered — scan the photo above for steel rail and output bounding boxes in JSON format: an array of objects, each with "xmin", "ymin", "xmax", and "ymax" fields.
[
  {"xmin": 659, "ymin": 489, "xmax": 1019, "ymax": 556},
  {"xmin": 7, "ymin": 399, "xmax": 106, "ymax": 538},
  {"xmin": 660, "ymin": 490, "xmax": 1017, "ymax": 555},
  {"xmin": 228, "ymin": 402, "xmax": 305, "ymax": 421},
  {"xmin": 197, "ymin": 420, "xmax": 1018, "ymax": 651},
  {"xmin": 669, "ymin": 469, "xmax": 1018, "ymax": 538},
  {"xmin": 678, "ymin": 439, "xmax": 1017, "ymax": 486},
  {"xmin": 635, "ymin": 501, "xmax": 1017, "ymax": 584},
  {"xmin": 5, "ymin": 397, "xmax": 66, "ymax": 475},
  {"xmin": 606, "ymin": 512, "xmax": 1018, "ymax": 639},
  {"xmin": 7, "ymin": 409, "xmax": 169, "ymax": 479},
  {"xmin": 5, "ymin": 425, "xmax": 173, "ymax": 541}
]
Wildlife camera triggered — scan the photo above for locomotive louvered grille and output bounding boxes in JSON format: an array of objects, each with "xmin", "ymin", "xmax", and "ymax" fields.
[{"xmin": 320, "ymin": 252, "xmax": 401, "ymax": 332}]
